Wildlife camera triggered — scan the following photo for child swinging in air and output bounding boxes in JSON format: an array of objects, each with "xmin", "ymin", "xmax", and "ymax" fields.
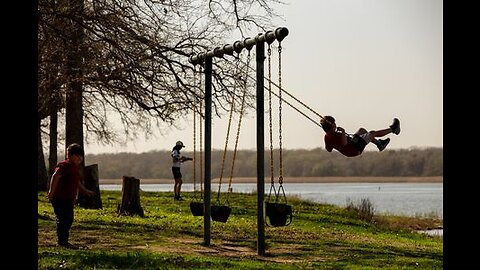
[{"xmin": 320, "ymin": 116, "xmax": 400, "ymax": 157}]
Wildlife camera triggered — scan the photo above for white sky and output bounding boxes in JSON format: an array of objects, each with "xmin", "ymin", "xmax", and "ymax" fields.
[{"xmin": 85, "ymin": 0, "xmax": 443, "ymax": 154}]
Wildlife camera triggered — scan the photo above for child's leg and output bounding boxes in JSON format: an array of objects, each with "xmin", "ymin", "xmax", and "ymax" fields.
[
  {"xmin": 369, "ymin": 128, "xmax": 391, "ymax": 138},
  {"xmin": 369, "ymin": 128, "xmax": 392, "ymax": 151},
  {"xmin": 174, "ymin": 179, "xmax": 180, "ymax": 196},
  {"xmin": 178, "ymin": 178, "xmax": 183, "ymax": 196},
  {"xmin": 355, "ymin": 128, "xmax": 372, "ymax": 143}
]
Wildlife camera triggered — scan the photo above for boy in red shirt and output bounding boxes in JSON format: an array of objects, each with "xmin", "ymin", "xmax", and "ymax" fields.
[
  {"xmin": 320, "ymin": 116, "xmax": 400, "ymax": 157},
  {"xmin": 47, "ymin": 143, "xmax": 95, "ymax": 248}
]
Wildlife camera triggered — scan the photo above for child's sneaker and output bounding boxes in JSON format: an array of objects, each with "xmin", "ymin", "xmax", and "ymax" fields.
[
  {"xmin": 390, "ymin": 118, "xmax": 401, "ymax": 135},
  {"xmin": 376, "ymin": 138, "xmax": 390, "ymax": 151}
]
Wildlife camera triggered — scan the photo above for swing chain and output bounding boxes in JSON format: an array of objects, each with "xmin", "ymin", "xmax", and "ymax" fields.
[
  {"xmin": 193, "ymin": 88, "xmax": 197, "ymax": 194},
  {"xmin": 193, "ymin": 65, "xmax": 204, "ymax": 198},
  {"xmin": 278, "ymin": 42, "xmax": 284, "ymax": 186},
  {"xmin": 267, "ymin": 45, "xmax": 275, "ymax": 187},
  {"xmin": 226, "ymin": 51, "xmax": 251, "ymax": 203},
  {"xmin": 217, "ymin": 55, "xmax": 240, "ymax": 202},
  {"xmin": 199, "ymin": 90, "xmax": 203, "ymax": 197},
  {"xmin": 193, "ymin": 66, "xmax": 199, "ymax": 196},
  {"xmin": 266, "ymin": 45, "xmax": 277, "ymax": 202}
]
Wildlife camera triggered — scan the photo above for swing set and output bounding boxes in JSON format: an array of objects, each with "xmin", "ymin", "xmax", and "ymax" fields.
[
  {"xmin": 189, "ymin": 38, "xmax": 295, "ymax": 225},
  {"xmin": 188, "ymin": 27, "xmax": 332, "ymax": 255}
]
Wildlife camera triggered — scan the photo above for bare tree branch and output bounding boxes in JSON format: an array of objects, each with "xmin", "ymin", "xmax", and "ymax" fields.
[{"xmin": 39, "ymin": 0, "xmax": 284, "ymax": 147}]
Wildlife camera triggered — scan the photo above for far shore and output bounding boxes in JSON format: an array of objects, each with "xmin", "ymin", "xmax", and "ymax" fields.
[{"xmin": 99, "ymin": 176, "xmax": 443, "ymax": 185}]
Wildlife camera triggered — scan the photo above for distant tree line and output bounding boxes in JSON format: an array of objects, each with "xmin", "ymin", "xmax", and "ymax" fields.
[{"xmin": 78, "ymin": 147, "xmax": 442, "ymax": 181}]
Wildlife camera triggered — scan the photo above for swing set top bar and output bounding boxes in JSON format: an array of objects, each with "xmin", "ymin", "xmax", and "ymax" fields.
[{"xmin": 189, "ymin": 27, "xmax": 289, "ymax": 65}]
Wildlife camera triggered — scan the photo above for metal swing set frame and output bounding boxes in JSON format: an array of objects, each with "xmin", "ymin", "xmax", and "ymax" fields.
[{"xmin": 188, "ymin": 27, "xmax": 289, "ymax": 256}]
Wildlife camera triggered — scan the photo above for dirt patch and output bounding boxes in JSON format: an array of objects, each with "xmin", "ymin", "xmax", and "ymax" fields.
[
  {"xmin": 39, "ymin": 222, "xmax": 312, "ymax": 263},
  {"xmin": 132, "ymin": 237, "xmax": 308, "ymax": 263}
]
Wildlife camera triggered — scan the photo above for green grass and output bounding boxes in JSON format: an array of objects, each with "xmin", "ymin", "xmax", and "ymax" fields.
[{"xmin": 38, "ymin": 190, "xmax": 442, "ymax": 269}]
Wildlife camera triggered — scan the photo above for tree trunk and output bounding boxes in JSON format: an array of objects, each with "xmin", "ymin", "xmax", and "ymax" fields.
[
  {"xmin": 77, "ymin": 164, "xmax": 103, "ymax": 209},
  {"xmin": 64, "ymin": 0, "xmax": 86, "ymax": 197},
  {"xmin": 64, "ymin": 0, "xmax": 85, "ymax": 149},
  {"xmin": 117, "ymin": 176, "xmax": 144, "ymax": 217},
  {"xmin": 38, "ymin": 119, "xmax": 48, "ymax": 191}
]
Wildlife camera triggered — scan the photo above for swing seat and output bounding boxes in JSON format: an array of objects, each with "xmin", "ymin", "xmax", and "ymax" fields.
[
  {"xmin": 211, "ymin": 205, "xmax": 231, "ymax": 223},
  {"xmin": 189, "ymin": 201, "xmax": 204, "ymax": 216},
  {"xmin": 266, "ymin": 202, "xmax": 293, "ymax": 227}
]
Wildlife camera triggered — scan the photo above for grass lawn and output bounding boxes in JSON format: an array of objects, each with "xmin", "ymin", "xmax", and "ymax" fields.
[{"xmin": 38, "ymin": 190, "xmax": 442, "ymax": 269}]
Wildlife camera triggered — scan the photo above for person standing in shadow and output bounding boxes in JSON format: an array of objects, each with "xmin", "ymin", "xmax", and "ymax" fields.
[{"xmin": 47, "ymin": 143, "xmax": 95, "ymax": 248}]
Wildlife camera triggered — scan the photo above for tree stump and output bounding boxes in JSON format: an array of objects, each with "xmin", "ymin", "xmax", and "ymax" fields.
[
  {"xmin": 117, "ymin": 176, "xmax": 144, "ymax": 217},
  {"xmin": 77, "ymin": 164, "xmax": 103, "ymax": 209}
]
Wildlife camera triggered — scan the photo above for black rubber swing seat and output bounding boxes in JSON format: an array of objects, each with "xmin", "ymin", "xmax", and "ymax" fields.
[
  {"xmin": 189, "ymin": 201, "xmax": 204, "ymax": 216},
  {"xmin": 211, "ymin": 205, "xmax": 231, "ymax": 223},
  {"xmin": 266, "ymin": 202, "xmax": 293, "ymax": 227}
]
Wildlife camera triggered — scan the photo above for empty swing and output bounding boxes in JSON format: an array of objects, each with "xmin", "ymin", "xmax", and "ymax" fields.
[
  {"xmin": 211, "ymin": 50, "xmax": 251, "ymax": 223},
  {"xmin": 190, "ymin": 66, "xmax": 204, "ymax": 216},
  {"xmin": 265, "ymin": 41, "xmax": 293, "ymax": 227}
]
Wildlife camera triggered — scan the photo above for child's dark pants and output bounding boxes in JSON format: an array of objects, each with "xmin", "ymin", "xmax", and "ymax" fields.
[{"xmin": 51, "ymin": 198, "xmax": 75, "ymax": 245}]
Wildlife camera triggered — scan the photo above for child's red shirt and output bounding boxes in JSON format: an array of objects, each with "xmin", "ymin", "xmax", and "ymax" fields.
[{"xmin": 324, "ymin": 132, "xmax": 361, "ymax": 157}]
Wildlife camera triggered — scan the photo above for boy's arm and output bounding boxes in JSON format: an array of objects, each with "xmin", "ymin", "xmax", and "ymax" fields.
[
  {"xmin": 47, "ymin": 172, "xmax": 61, "ymax": 199},
  {"xmin": 79, "ymin": 181, "xmax": 95, "ymax": 196},
  {"xmin": 324, "ymin": 136, "xmax": 333, "ymax": 152},
  {"xmin": 336, "ymin": 127, "xmax": 348, "ymax": 146}
]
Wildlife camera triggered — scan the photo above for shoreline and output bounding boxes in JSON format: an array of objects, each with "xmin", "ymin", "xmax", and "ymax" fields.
[{"xmin": 99, "ymin": 176, "xmax": 443, "ymax": 185}]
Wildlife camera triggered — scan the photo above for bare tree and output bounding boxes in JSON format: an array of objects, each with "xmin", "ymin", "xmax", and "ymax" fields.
[
  {"xmin": 38, "ymin": 0, "xmax": 70, "ymax": 189},
  {"xmin": 38, "ymin": 0, "xmax": 284, "ymax": 186},
  {"xmin": 78, "ymin": 0, "xmax": 283, "ymax": 142}
]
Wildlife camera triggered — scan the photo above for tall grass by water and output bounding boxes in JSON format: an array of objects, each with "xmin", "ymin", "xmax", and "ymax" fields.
[{"xmin": 38, "ymin": 190, "xmax": 442, "ymax": 269}]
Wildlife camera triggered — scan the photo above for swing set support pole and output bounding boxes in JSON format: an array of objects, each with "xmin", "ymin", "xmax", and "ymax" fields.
[
  {"xmin": 256, "ymin": 41, "xmax": 266, "ymax": 256},
  {"xmin": 203, "ymin": 57, "xmax": 212, "ymax": 246}
]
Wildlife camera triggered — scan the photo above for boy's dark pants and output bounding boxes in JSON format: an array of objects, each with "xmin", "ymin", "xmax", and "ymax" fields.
[{"xmin": 51, "ymin": 198, "xmax": 74, "ymax": 245}]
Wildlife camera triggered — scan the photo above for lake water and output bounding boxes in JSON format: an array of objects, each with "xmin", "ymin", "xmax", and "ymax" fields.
[{"xmin": 100, "ymin": 182, "xmax": 443, "ymax": 218}]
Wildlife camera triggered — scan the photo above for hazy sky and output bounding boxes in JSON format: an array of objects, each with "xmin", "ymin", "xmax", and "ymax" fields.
[{"xmin": 85, "ymin": 0, "xmax": 442, "ymax": 154}]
